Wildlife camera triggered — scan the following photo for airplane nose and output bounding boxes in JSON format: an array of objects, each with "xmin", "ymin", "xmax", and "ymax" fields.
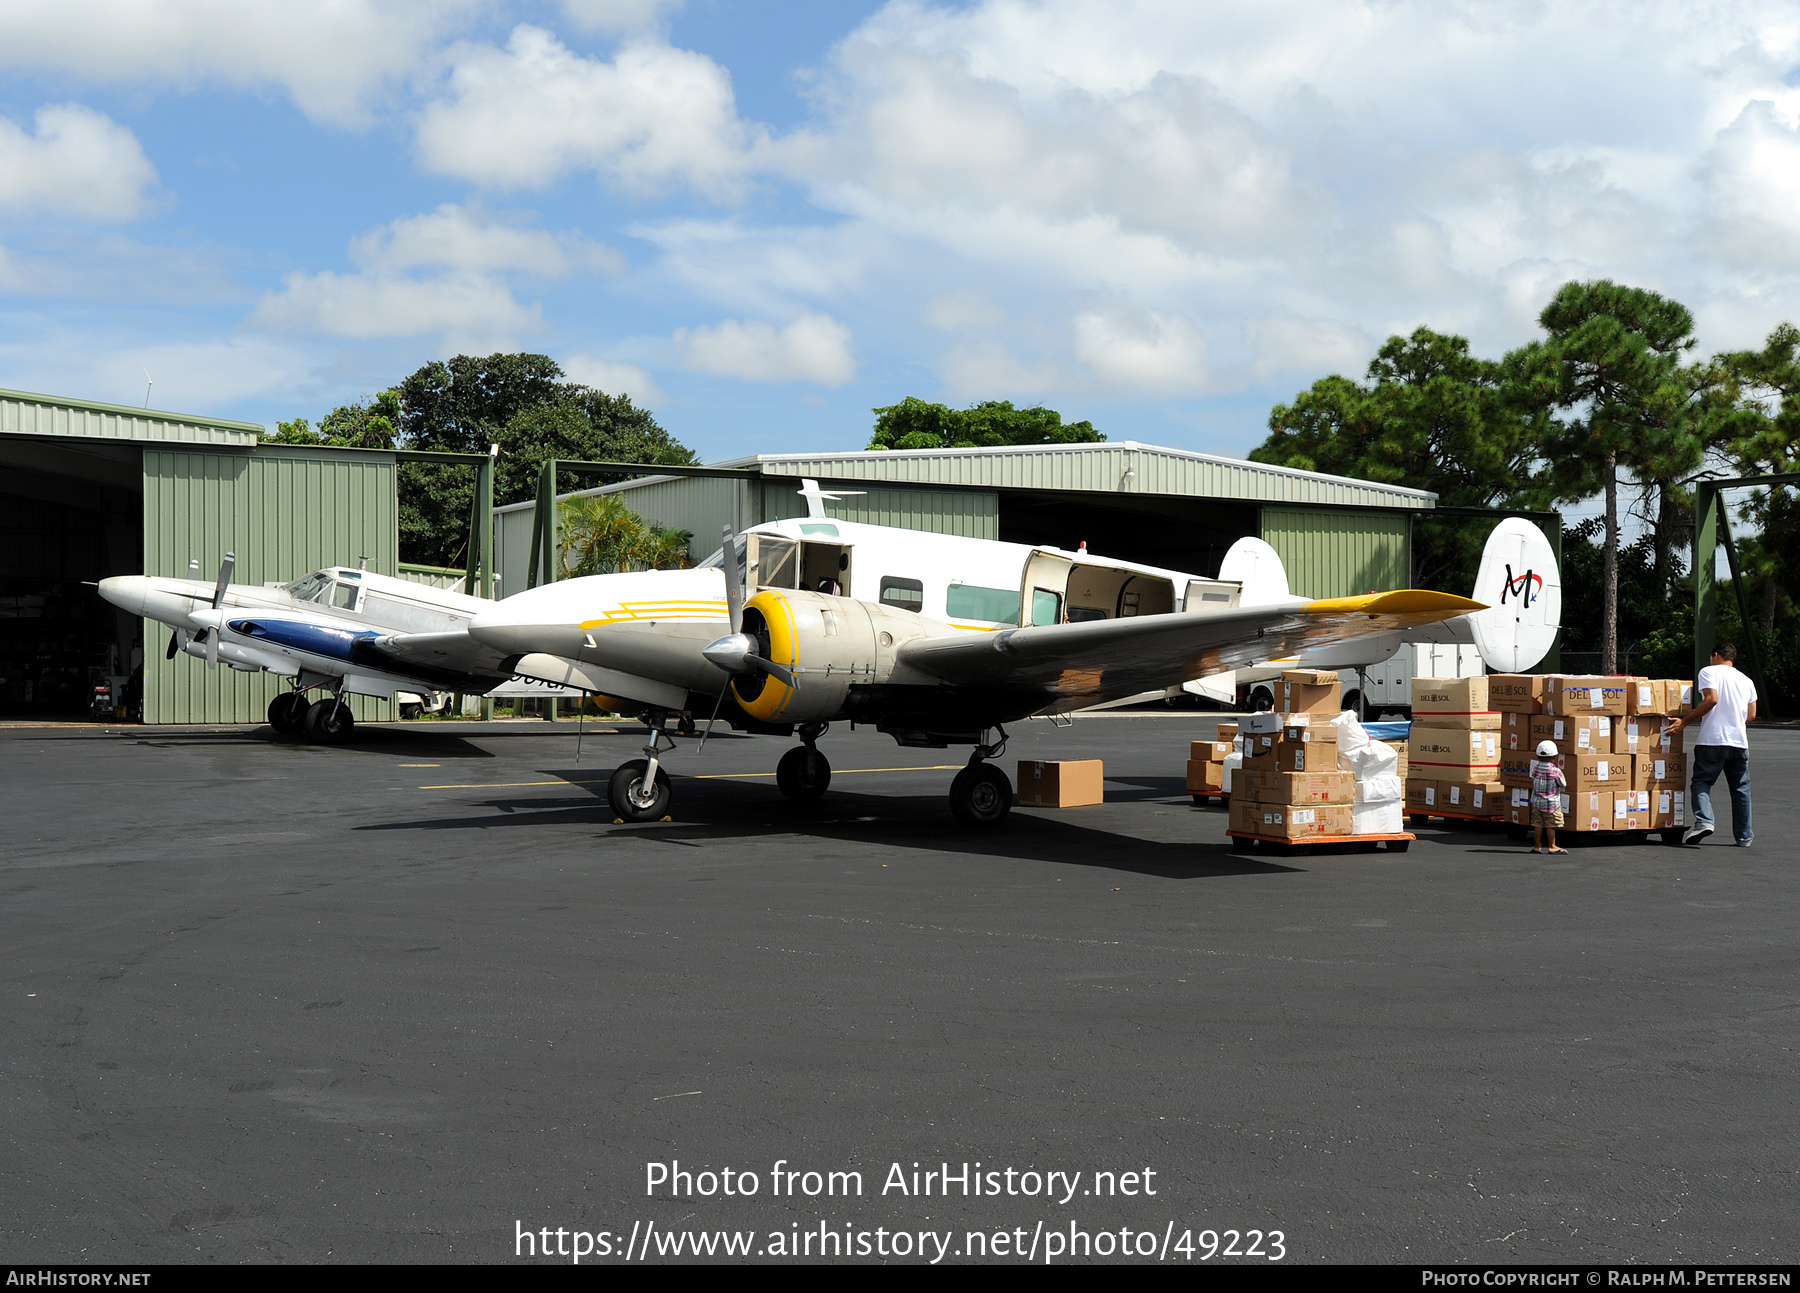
[{"xmin": 97, "ymin": 575, "xmax": 151, "ymax": 616}]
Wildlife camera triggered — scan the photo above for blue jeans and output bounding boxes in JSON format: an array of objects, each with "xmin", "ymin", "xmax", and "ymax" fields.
[{"xmin": 1690, "ymin": 744, "xmax": 1752, "ymax": 843}]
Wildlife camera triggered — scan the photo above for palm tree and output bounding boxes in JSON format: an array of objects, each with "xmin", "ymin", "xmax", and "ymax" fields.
[{"xmin": 559, "ymin": 494, "xmax": 644, "ymax": 576}]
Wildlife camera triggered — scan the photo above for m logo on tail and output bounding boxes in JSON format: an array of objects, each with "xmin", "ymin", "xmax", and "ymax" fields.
[{"xmin": 1501, "ymin": 564, "xmax": 1543, "ymax": 607}]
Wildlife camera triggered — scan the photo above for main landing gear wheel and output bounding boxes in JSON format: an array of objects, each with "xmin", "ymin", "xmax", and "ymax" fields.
[
  {"xmin": 950, "ymin": 762, "xmax": 1013, "ymax": 827},
  {"xmin": 268, "ymin": 691, "xmax": 309, "ymax": 736},
  {"xmin": 776, "ymin": 746, "xmax": 832, "ymax": 802},
  {"xmin": 609, "ymin": 758, "xmax": 672, "ymax": 822},
  {"xmin": 302, "ymin": 697, "xmax": 355, "ymax": 744}
]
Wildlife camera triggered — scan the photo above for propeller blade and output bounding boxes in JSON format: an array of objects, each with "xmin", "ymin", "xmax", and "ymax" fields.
[
  {"xmin": 719, "ymin": 523, "xmax": 743, "ymax": 635},
  {"xmin": 696, "ymin": 686, "xmax": 729, "ymax": 754},
  {"xmin": 744, "ymin": 653, "xmax": 798, "ymax": 689},
  {"xmin": 204, "ymin": 629, "xmax": 219, "ymax": 671},
  {"xmin": 166, "ymin": 630, "xmax": 180, "ymax": 660},
  {"xmin": 211, "ymin": 552, "xmax": 236, "ymax": 610}
]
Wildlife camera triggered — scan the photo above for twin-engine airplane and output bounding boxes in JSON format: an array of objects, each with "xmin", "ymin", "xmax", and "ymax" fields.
[
  {"xmin": 467, "ymin": 481, "xmax": 1559, "ymax": 826},
  {"xmin": 98, "ymin": 560, "xmax": 568, "ymax": 741}
]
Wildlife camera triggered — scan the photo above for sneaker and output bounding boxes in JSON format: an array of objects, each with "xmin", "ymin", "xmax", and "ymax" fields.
[
  {"xmin": 1682, "ymin": 823, "xmax": 1715, "ymax": 845},
  {"xmin": 1736, "ymin": 839, "xmax": 1752, "ymax": 848}
]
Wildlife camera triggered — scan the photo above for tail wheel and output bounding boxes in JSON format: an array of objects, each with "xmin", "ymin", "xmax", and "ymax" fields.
[
  {"xmin": 268, "ymin": 691, "xmax": 309, "ymax": 736},
  {"xmin": 302, "ymin": 698, "xmax": 355, "ymax": 744},
  {"xmin": 608, "ymin": 759, "xmax": 671, "ymax": 821},
  {"xmin": 776, "ymin": 746, "xmax": 831, "ymax": 801},
  {"xmin": 950, "ymin": 763, "xmax": 1013, "ymax": 827}
]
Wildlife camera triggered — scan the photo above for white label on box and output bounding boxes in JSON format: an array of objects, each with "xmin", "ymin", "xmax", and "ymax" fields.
[
  {"xmin": 1512, "ymin": 788, "xmax": 1529, "ymax": 807},
  {"xmin": 1627, "ymin": 734, "xmax": 1638, "ymax": 751},
  {"xmin": 1425, "ymin": 786, "xmax": 1436, "ymax": 805},
  {"xmin": 1450, "ymin": 785, "xmax": 1462, "ymax": 804},
  {"xmin": 1553, "ymin": 719, "xmax": 1566, "ymax": 739},
  {"xmin": 1674, "ymin": 791, "xmax": 1686, "ymax": 825},
  {"xmin": 1658, "ymin": 733, "xmax": 1671, "ymax": 752},
  {"xmin": 1559, "ymin": 794, "xmax": 1571, "ymax": 812},
  {"xmin": 1484, "ymin": 736, "xmax": 1497, "ymax": 759},
  {"xmin": 1292, "ymin": 750, "xmax": 1306, "ymax": 770},
  {"xmin": 1589, "ymin": 687, "xmax": 1602, "ymax": 708},
  {"xmin": 1615, "ymin": 800, "xmax": 1627, "ymax": 821},
  {"xmin": 1032, "ymin": 761, "xmax": 1045, "ymax": 776},
  {"xmin": 1658, "ymin": 790, "xmax": 1671, "ymax": 813},
  {"xmin": 1597, "ymin": 759, "xmax": 1611, "ymax": 780},
  {"xmin": 1680, "ymin": 684, "xmax": 1693, "ymax": 704},
  {"xmin": 1654, "ymin": 759, "xmax": 1666, "ymax": 779},
  {"xmin": 1600, "ymin": 716, "xmax": 1611, "ymax": 735},
  {"xmin": 1578, "ymin": 729, "xmax": 1591, "ymax": 749},
  {"xmin": 1474, "ymin": 788, "xmax": 1486, "ymax": 808},
  {"xmin": 1508, "ymin": 733, "xmax": 1519, "ymax": 750},
  {"xmin": 1638, "ymin": 683, "xmax": 1653, "ymax": 707},
  {"xmin": 1588, "ymin": 815, "xmax": 1602, "ymax": 830},
  {"xmin": 1293, "ymin": 808, "xmax": 1315, "ymax": 825}
]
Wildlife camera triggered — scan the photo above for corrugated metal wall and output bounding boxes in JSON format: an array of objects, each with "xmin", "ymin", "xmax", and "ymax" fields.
[
  {"xmin": 758, "ymin": 479, "xmax": 998, "ymax": 538},
  {"xmin": 1, "ymin": 387, "xmax": 261, "ymax": 447},
  {"xmin": 1260, "ymin": 506, "xmax": 1409, "ymax": 599},
  {"xmin": 142, "ymin": 445, "xmax": 399, "ymax": 723}
]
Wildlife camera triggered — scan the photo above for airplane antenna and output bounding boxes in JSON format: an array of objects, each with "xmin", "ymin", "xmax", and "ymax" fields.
[{"xmin": 142, "ymin": 367, "xmax": 153, "ymax": 409}]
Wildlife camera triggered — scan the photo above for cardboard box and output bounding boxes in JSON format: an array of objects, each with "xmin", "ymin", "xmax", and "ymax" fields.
[
  {"xmin": 1642, "ymin": 716, "xmax": 1684, "ymax": 755},
  {"xmin": 1611, "ymin": 717, "xmax": 1656, "ymax": 755},
  {"xmin": 1529, "ymin": 713, "xmax": 1611, "ymax": 755},
  {"xmin": 1564, "ymin": 753, "xmax": 1631, "ymax": 792},
  {"xmin": 1279, "ymin": 671, "xmax": 1342, "ymax": 716},
  {"xmin": 1499, "ymin": 752, "xmax": 1534, "ymax": 784},
  {"xmin": 1215, "ymin": 722, "xmax": 1238, "ymax": 741},
  {"xmin": 1247, "ymin": 725, "xmax": 1337, "ymax": 771},
  {"xmin": 1264, "ymin": 803, "xmax": 1354, "ymax": 839},
  {"xmin": 1406, "ymin": 779, "xmax": 1444, "ymax": 811},
  {"xmin": 1626, "ymin": 677, "xmax": 1663, "ymax": 715},
  {"xmin": 1229, "ymin": 796, "xmax": 1264, "ymax": 834},
  {"xmin": 1505, "ymin": 785, "xmax": 1534, "ymax": 825},
  {"xmin": 1544, "ymin": 675, "xmax": 1631, "ymax": 717},
  {"xmin": 1186, "ymin": 759, "xmax": 1226, "ymax": 794},
  {"xmin": 1409, "ymin": 725, "xmax": 1501, "ymax": 772},
  {"xmin": 1242, "ymin": 711, "xmax": 1300, "ymax": 734},
  {"xmin": 1488, "ymin": 674, "xmax": 1545, "ymax": 712},
  {"xmin": 1612, "ymin": 790, "xmax": 1649, "ymax": 831},
  {"xmin": 1256, "ymin": 771, "xmax": 1355, "ymax": 805},
  {"xmin": 1412, "ymin": 676, "xmax": 1492, "ymax": 719},
  {"xmin": 1662, "ymin": 679, "xmax": 1695, "ymax": 716},
  {"xmin": 1567, "ymin": 788, "xmax": 1612, "ymax": 833},
  {"xmin": 1017, "ymin": 759, "xmax": 1103, "ymax": 807},
  {"xmin": 1443, "ymin": 780, "xmax": 1506, "ymax": 816},
  {"xmin": 1646, "ymin": 752, "xmax": 1687, "ymax": 786},
  {"xmin": 1500, "ymin": 711, "xmax": 1535, "ymax": 752},
  {"xmin": 1652, "ymin": 788, "xmax": 1688, "ymax": 829},
  {"xmin": 1384, "ymin": 739, "xmax": 1409, "ymax": 780},
  {"xmin": 1191, "ymin": 740, "xmax": 1234, "ymax": 761}
]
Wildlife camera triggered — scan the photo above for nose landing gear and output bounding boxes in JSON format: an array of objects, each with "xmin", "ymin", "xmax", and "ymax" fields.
[{"xmin": 609, "ymin": 712, "xmax": 675, "ymax": 821}]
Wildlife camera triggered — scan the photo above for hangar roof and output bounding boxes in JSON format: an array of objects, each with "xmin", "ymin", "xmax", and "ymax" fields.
[
  {"xmin": 1, "ymin": 386, "xmax": 264, "ymax": 447},
  {"xmin": 715, "ymin": 441, "xmax": 1436, "ymax": 509}
]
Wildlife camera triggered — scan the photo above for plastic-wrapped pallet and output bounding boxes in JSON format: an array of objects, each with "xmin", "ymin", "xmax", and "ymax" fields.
[
  {"xmin": 1333, "ymin": 711, "xmax": 1403, "ymax": 833},
  {"xmin": 1222, "ymin": 750, "xmax": 1243, "ymax": 795}
]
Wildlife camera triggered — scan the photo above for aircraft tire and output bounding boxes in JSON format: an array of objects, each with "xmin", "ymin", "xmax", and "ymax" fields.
[
  {"xmin": 609, "ymin": 759, "xmax": 671, "ymax": 821},
  {"xmin": 268, "ymin": 692, "xmax": 309, "ymax": 736},
  {"xmin": 303, "ymin": 698, "xmax": 356, "ymax": 744},
  {"xmin": 775, "ymin": 746, "xmax": 831, "ymax": 801},
  {"xmin": 949, "ymin": 763, "xmax": 1013, "ymax": 827}
]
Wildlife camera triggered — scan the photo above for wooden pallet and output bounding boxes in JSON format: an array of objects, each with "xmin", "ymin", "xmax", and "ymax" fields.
[
  {"xmin": 1227, "ymin": 830, "xmax": 1415, "ymax": 856},
  {"xmin": 1407, "ymin": 809, "xmax": 1506, "ymax": 828},
  {"xmin": 1190, "ymin": 792, "xmax": 1231, "ymax": 807}
]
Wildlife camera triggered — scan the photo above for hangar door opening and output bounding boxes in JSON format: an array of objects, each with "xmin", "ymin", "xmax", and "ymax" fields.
[
  {"xmin": 997, "ymin": 492, "xmax": 1259, "ymax": 577},
  {"xmin": 0, "ymin": 439, "xmax": 143, "ymax": 718}
]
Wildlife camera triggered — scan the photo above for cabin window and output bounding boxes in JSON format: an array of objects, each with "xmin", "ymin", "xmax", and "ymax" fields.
[
  {"xmin": 879, "ymin": 576, "xmax": 924, "ymax": 611},
  {"xmin": 331, "ymin": 582, "xmax": 361, "ymax": 611},
  {"xmin": 946, "ymin": 583, "xmax": 1021, "ymax": 624},
  {"xmin": 756, "ymin": 538, "xmax": 798, "ymax": 590},
  {"xmin": 1068, "ymin": 606, "xmax": 1107, "ymax": 623},
  {"xmin": 1031, "ymin": 588, "xmax": 1063, "ymax": 625}
]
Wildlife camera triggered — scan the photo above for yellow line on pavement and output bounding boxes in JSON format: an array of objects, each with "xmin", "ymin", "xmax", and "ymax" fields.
[{"xmin": 418, "ymin": 764, "xmax": 963, "ymax": 790}]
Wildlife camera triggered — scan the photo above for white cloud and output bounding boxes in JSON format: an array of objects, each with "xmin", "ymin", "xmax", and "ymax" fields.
[
  {"xmin": 0, "ymin": 104, "xmax": 158, "ymax": 222},
  {"xmin": 672, "ymin": 312, "xmax": 856, "ymax": 385},
  {"xmin": 1697, "ymin": 100, "xmax": 1800, "ymax": 271},
  {"xmin": 416, "ymin": 25, "xmax": 762, "ymax": 196},
  {"xmin": 561, "ymin": 0, "xmax": 684, "ymax": 33},
  {"xmin": 924, "ymin": 290, "xmax": 1005, "ymax": 331},
  {"xmin": 250, "ymin": 269, "xmax": 541, "ymax": 347},
  {"xmin": 0, "ymin": 0, "xmax": 474, "ymax": 128},
  {"xmin": 560, "ymin": 353, "xmax": 665, "ymax": 405},
  {"xmin": 349, "ymin": 203, "xmax": 622, "ymax": 276},
  {"xmin": 938, "ymin": 339, "xmax": 1068, "ymax": 401},
  {"xmin": 1244, "ymin": 313, "xmax": 1372, "ymax": 383},
  {"xmin": 1072, "ymin": 308, "xmax": 1209, "ymax": 393}
]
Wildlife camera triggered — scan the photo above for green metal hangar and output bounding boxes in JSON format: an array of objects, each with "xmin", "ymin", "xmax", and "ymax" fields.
[
  {"xmin": 495, "ymin": 441, "xmax": 1436, "ymax": 601},
  {"xmin": 0, "ymin": 387, "xmax": 399, "ymax": 723}
]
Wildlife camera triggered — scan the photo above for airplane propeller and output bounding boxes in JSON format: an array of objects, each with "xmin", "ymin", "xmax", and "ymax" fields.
[
  {"xmin": 697, "ymin": 524, "xmax": 795, "ymax": 751},
  {"xmin": 198, "ymin": 552, "xmax": 235, "ymax": 670}
]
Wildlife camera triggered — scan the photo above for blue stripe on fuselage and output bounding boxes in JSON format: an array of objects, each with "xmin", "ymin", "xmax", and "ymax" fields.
[{"xmin": 228, "ymin": 618, "xmax": 375, "ymax": 661}]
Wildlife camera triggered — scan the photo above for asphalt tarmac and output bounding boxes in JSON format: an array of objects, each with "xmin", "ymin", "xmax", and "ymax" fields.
[{"xmin": 2, "ymin": 714, "xmax": 1793, "ymax": 1265}]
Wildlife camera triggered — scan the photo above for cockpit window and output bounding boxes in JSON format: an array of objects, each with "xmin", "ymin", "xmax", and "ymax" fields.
[
  {"xmin": 331, "ymin": 582, "xmax": 360, "ymax": 611},
  {"xmin": 287, "ymin": 573, "xmax": 331, "ymax": 602}
]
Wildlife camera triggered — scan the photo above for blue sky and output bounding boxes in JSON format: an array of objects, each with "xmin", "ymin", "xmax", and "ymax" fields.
[{"xmin": 2, "ymin": 0, "xmax": 1799, "ymax": 471}]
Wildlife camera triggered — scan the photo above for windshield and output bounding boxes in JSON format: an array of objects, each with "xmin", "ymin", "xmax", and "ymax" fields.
[{"xmin": 286, "ymin": 573, "xmax": 331, "ymax": 603}]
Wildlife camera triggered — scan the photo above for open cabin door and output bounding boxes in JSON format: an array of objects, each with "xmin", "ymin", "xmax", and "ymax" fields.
[
  {"xmin": 748, "ymin": 533, "xmax": 853, "ymax": 595},
  {"xmin": 1019, "ymin": 550, "xmax": 1074, "ymax": 625}
]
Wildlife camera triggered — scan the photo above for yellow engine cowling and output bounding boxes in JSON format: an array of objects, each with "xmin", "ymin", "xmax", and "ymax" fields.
[{"xmin": 731, "ymin": 588, "xmax": 938, "ymax": 723}]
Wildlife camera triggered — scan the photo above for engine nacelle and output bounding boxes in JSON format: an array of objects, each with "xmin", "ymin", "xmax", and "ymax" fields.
[{"xmin": 730, "ymin": 588, "xmax": 955, "ymax": 723}]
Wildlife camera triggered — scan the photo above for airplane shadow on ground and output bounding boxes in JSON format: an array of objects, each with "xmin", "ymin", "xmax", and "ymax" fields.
[
  {"xmin": 112, "ymin": 725, "xmax": 508, "ymax": 760},
  {"xmin": 357, "ymin": 766, "xmax": 1300, "ymax": 880}
]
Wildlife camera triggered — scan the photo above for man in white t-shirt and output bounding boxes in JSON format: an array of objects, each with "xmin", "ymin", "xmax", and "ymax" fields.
[{"xmin": 1669, "ymin": 641, "xmax": 1758, "ymax": 847}]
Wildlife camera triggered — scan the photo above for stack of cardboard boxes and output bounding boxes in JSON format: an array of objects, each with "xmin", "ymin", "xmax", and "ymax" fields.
[
  {"xmin": 1228, "ymin": 670, "xmax": 1364, "ymax": 841},
  {"xmin": 1404, "ymin": 677, "xmax": 1506, "ymax": 820},
  {"xmin": 1186, "ymin": 722, "xmax": 1239, "ymax": 804},
  {"xmin": 1402, "ymin": 674, "xmax": 1692, "ymax": 836}
]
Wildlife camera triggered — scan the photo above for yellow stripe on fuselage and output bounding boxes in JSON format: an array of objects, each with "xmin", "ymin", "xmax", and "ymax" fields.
[{"xmin": 579, "ymin": 599, "xmax": 728, "ymax": 630}]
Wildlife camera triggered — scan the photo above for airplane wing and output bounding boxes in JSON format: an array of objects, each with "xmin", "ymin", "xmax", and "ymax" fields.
[
  {"xmin": 896, "ymin": 591, "xmax": 1485, "ymax": 709},
  {"xmin": 361, "ymin": 630, "xmax": 517, "ymax": 684}
]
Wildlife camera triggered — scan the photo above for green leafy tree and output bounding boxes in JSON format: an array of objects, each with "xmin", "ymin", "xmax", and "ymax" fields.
[
  {"xmin": 558, "ymin": 494, "xmax": 693, "ymax": 575},
  {"xmin": 867, "ymin": 397, "xmax": 1103, "ymax": 450},
  {"xmin": 262, "ymin": 390, "xmax": 400, "ymax": 450},
  {"xmin": 1249, "ymin": 327, "xmax": 1553, "ymax": 591},
  {"xmin": 1508, "ymin": 281, "xmax": 1706, "ymax": 672}
]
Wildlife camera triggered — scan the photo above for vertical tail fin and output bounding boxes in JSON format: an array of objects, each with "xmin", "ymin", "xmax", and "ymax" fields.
[
  {"xmin": 1218, "ymin": 537, "xmax": 1291, "ymax": 606},
  {"xmin": 1469, "ymin": 518, "xmax": 1561, "ymax": 673}
]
